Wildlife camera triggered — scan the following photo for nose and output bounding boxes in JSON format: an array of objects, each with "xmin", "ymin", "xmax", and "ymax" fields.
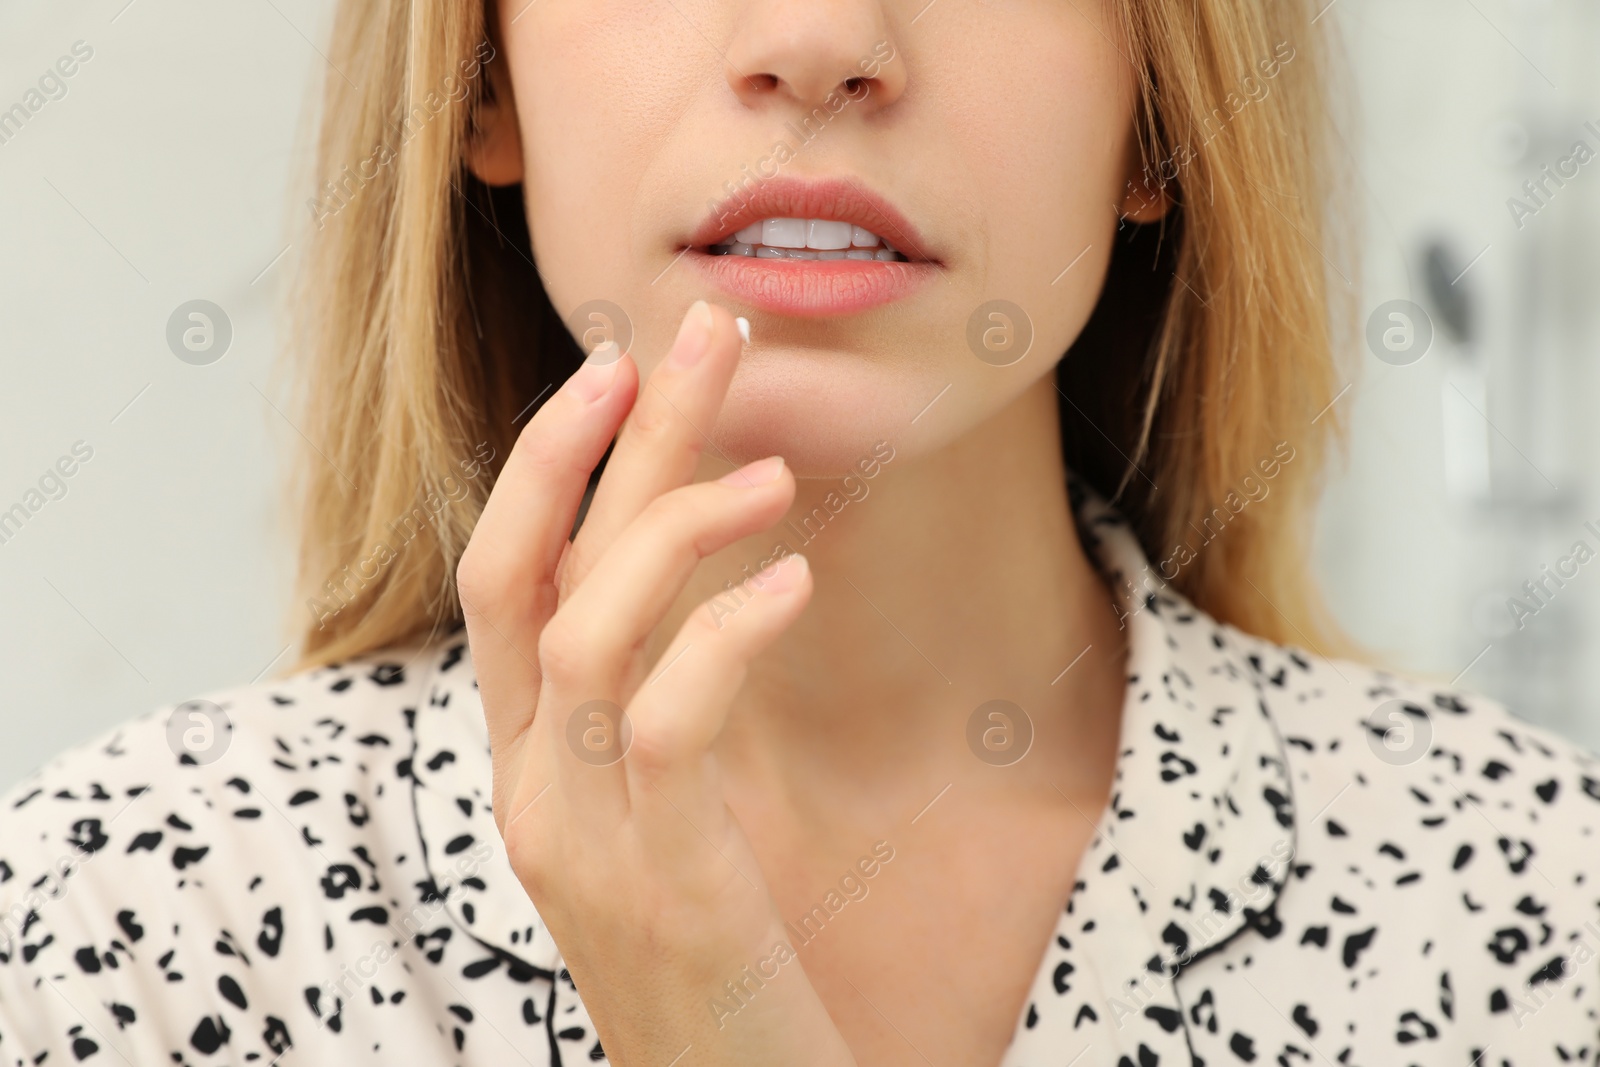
[{"xmin": 724, "ymin": 0, "xmax": 906, "ymax": 115}]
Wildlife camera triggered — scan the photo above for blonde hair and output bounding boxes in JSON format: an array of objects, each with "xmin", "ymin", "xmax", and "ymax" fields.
[{"xmin": 288, "ymin": 0, "xmax": 1352, "ymax": 668}]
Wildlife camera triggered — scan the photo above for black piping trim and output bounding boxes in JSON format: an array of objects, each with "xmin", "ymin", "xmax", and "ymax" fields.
[{"xmin": 1169, "ymin": 633, "xmax": 1301, "ymax": 983}]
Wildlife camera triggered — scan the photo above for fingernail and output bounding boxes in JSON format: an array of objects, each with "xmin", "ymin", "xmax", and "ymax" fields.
[
  {"xmin": 717, "ymin": 455, "xmax": 785, "ymax": 487},
  {"xmin": 570, "ymin": 342, "xmax": 621, "ymax": 402},
  {"xmin": 667, "ymin": 300, "xmax": 715, "ymax": 370},
  {"xmin": 736, "ymin": 317, "xmax": 751, "ymax": 344},
  {"xmin": 760, "ymin": 553, "xmax": 809, "ymax": 592}
]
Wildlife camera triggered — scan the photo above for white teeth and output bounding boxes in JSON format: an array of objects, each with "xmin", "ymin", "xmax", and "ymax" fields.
[
  {"xmin": 710, "ymin": 217, "xmax": 903, "ymax": 258},
  {"xmin": 762, "ymin": 218, "xmax": 809, "ymax": 248},
  {"xmin": 807, "ymin": 220, "xmax": 853, "ymax": 250}
]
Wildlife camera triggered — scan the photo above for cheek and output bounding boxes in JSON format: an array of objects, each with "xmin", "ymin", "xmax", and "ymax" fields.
[
  {"xmin": 938, "ymin": 23, "xmax": 1135, "ymax": 318},
  {"xmin": 505, "ymin": 2, "xmax": 699, "ymax": 317},
  {"xmin": 910, "ymin": 22, "xmax": 1134, "ymax": 430}
]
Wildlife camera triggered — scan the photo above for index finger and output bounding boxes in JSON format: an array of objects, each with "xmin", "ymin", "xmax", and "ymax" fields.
[
  {"xmin": 557, "ymin": 299, "xmax": 747, "ymax": 594},
  {"xmin": 456, "ymin": 345, "xmax": 638, "ymax": 755}
]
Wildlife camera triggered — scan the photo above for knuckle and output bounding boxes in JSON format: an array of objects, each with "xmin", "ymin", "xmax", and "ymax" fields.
[
  {"xmin": 553, "ymin": 539, "xmax": 595, "ymax": 592},
  {"xmin": 516, "ymin": 425, "xmax": 574, "ymax": 477},
  {"xmin": 625, "ymin": 394, "xmax": 681, "ymax": 442},
  {"xmin": 535, "ymin": 615, "xmax": 588, "ymax": 683},
  {"xmin": 503, "ymin": 825, "xmax": 551, "ymax": 896},
  {"xmin": 624, "ymin": 723, "xmax": 678, "ymax": 780},
  {"xmin": 501, "ymin": 789, "xmax": 563, "ymax": 890},
  {"xmin": 640, "ymin": 491, "xmax": 698, "ymax": 535},
  {"xmin": 689, "ymin": 598, "xmax": 732, "ymax": 636},
  {"xmin": 455, "ymin": 545, "xmax": 494, "ymax": 613}
]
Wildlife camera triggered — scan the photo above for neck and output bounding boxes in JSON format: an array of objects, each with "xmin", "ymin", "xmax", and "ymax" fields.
[{"xmin": 658, "ymin": 374, "xmax": 1129, "ymax": 810}]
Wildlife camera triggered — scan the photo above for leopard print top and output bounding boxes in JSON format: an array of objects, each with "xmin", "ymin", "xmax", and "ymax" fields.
[{"xmin": 2, "ymin": 487, "xmax": 1597, "ymax": 1066}]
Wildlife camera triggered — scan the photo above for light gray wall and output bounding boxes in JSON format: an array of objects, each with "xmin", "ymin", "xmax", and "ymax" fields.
[
  {"xmin": 1314, "ymin": 0, "xmax": 1600, "ymax": 750},
  {"xmin": 0, "ymin": 0, "xmax": 327, "ymax": 789},
  {"xmin": 3, "ymin": 0, "xmax": 1598, "ymax": 791}
]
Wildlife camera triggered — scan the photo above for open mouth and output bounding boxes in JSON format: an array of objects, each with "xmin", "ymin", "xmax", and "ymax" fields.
[
  {"xmin": 704, "ymin": 218, "xmax": 910, "ymax": 262},
  {"xmin": 684, "ymin": 176, "xmax": 937, "ymax": 315}
]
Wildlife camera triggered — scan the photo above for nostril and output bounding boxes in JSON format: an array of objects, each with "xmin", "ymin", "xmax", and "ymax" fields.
[
  {"xmin": 742, "ymin": 72, "xmax": 780, "ymax": 93},
  {"xmin": 843, "ymin": 77, "xmax": 864, "ymax": 95}
]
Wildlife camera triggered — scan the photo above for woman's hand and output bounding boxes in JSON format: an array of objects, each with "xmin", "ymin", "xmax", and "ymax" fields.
[{"xmin": 456, "ymin": 300, "xmax": 855, "ymax": 1067}]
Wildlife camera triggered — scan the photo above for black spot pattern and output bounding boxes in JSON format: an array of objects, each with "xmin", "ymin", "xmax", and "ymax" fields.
[{"xmin": 0, "ymin": 484, "xmax": 1597, "ymax": 1064}]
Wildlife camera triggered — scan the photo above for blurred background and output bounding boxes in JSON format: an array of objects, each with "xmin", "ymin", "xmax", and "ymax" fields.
[{"xmin": 2, "ymin": 0, "xmax": 1598, "ymax": 790}]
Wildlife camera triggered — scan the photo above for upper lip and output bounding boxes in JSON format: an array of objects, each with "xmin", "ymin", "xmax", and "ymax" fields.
[{"xmin": 686, "ymin": 176, "xmax": 939, "ymax": 264}]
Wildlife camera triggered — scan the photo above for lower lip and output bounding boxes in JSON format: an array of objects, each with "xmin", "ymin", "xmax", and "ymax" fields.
[{"xmin": 686, "ymin": 249, "xmax": 939, "ymax": 317}]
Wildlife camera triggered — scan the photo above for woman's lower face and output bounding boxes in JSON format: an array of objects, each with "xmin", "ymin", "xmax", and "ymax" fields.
[{"xmin": 480, "ymin": 0, "xmax": 1152, "ymax": 477}]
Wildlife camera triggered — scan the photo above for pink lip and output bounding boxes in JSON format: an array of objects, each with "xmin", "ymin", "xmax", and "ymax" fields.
[
  {"xmin": 688, "ymin": 253, "xmax": 937, "ymax": 317},
  {"xmin": 682, "ymin": 176, "xmax": 942, "ymax": 318}
]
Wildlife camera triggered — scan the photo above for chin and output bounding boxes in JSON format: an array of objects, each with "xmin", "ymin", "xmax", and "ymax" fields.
[{"xmin": 705, "ymin": 345, "xmax": 987, "ymax": 479}]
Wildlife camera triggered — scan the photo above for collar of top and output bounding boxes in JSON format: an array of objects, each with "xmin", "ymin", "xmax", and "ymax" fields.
[
  {"xmin": 409, "ymin": 475, "xmax": 1298, "ymax": 1061},
  {"xmin": 1071, "ymin": 476, "xmax": 1298, "ymax": 967},
  {"xmin": 992, "ymin": 478, "xmax": 1300, "ymax": 1064}
]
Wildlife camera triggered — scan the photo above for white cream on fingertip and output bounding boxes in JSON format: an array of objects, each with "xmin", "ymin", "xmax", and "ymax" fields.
[{"xmin": 736, "ymin": 316, "xmax": 750, "ymax": 343}]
